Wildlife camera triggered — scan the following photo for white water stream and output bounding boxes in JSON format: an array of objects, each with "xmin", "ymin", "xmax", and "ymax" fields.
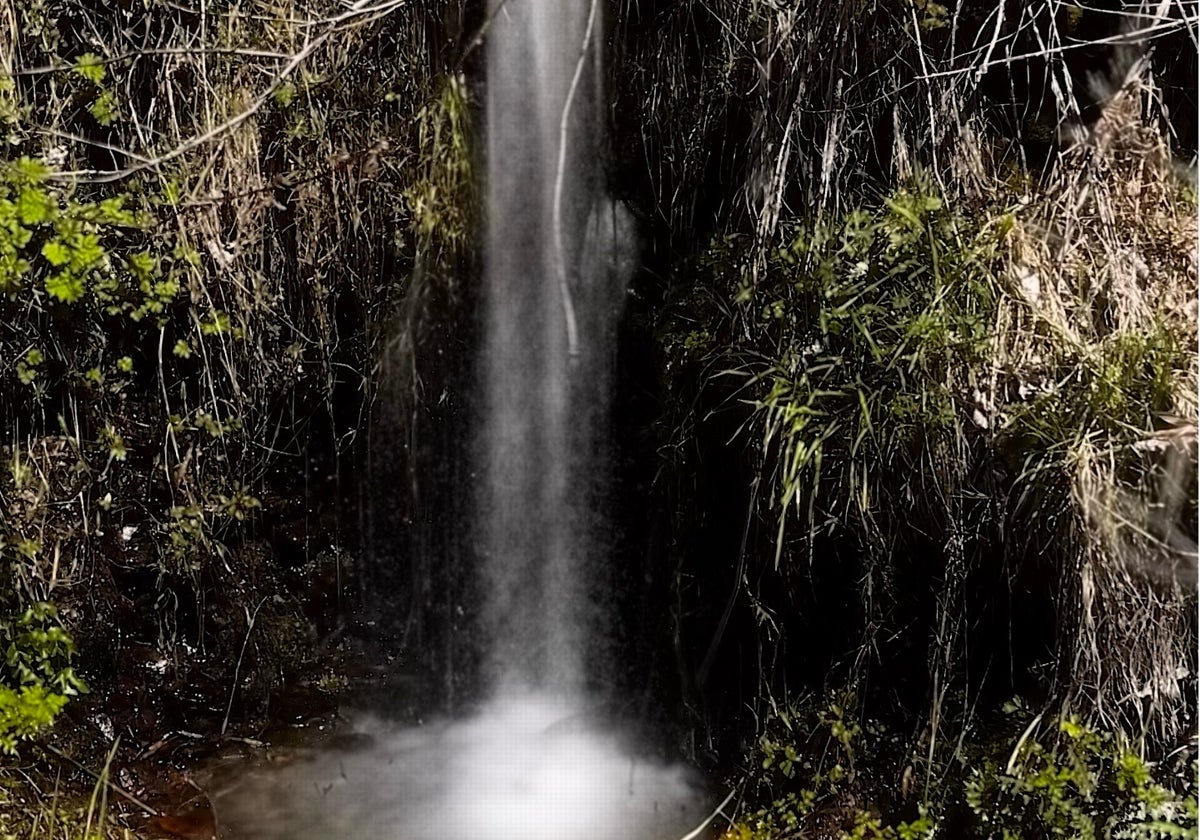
[{"xmin": 478, "ymin": 0, "xmax": 622, "ymax": 694}]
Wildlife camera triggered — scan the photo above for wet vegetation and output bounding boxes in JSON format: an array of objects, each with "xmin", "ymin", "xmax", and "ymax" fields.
[{"xmin": 0, "ymin": 0, "xmax": 1196, "ymax": 838}]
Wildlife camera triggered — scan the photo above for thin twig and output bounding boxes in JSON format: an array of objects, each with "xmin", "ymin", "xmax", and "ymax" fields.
[
  {"xmin": 222, "ymin": 596, "xmax": 270, "ymax": 736},
  {"xmin": 13, "ymin": 47, "xmax": 298, "ymax": 76},
  {"xmin": 552, "ymin": 0, "xmax": 600, "ymax": 361},
  {"xmin": 455, "ymin": 0, "xmax": 512, "ymax": 70},
  {"xmin": 673, "ymin": 788, "xmax": 738, "ymax": 840},
  {"xmin": 45, "ymin": 0, "xmax": 411, "ymax": 184}
]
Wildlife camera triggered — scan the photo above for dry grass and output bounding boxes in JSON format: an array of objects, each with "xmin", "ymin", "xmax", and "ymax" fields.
[
  {"xmin": 995, "ymin": 86, "xmax": 1197, "ymax": 743},
  {"xmin": 0, "ymin": 0, "xmax": 463, "ymax": 638},
  {"xmin": 641, "ymin": 1, "xmax": 1198, "ymax": 748}
]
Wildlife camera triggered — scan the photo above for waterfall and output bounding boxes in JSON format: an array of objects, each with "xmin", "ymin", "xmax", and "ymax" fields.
[
  {"xmin": 216, "ymin": 5, "xmax": 711, "ymax": 836},
  {"xmin": 479, "ymin": 0, "xmax": 624, "ymax": 695}
]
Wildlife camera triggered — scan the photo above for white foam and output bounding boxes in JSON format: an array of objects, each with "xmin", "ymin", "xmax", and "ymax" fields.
[{"xmin": 217, "ymin": 693, "xmax": 709, "ymax": 840}]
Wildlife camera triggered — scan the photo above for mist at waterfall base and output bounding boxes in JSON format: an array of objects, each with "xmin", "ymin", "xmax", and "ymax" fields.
[
  {"xmin": 216, "ymin": 691, "xmax": 705, "ymax": 839},
  {"xmin": 217, "ymin": 0, "xmax": 710, "ymax": 837}
]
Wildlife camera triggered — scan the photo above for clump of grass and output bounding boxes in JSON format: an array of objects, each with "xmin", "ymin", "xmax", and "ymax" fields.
[
  {"xmin": 661, "ymin": 76, "xmax": 1196, "ymax": 746},
  {"xmin": 0, "ymin": 737, "xmax": 148, "ymax": 840},
  {"xmin": 992, "ymin": 88, "xmax": 1197, "ymax": 744},
  {"xmin": 736, "ymin": 180, "xmax": 998, "ymax": 571}
]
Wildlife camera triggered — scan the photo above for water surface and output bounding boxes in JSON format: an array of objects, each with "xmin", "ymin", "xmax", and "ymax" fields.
[{"xmin": 216, "ymin": 693, "xmax": 709, "ymax": 840}]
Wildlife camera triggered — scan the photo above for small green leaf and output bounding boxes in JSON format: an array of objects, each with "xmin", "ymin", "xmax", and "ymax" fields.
[
  {"xmin": 96, "ymin": 196, "xmax": 134, "ymax": 225},
  {"xmin": 116, "ymin": 356, "xmax": 133, "ymax": 373},
  {"xmin": 161, "ymin": 180, "xmax": 182, "ymax": 207},
  {"xmin": 41, "ymin": 240, "xmax": 69, "ymax": 266},
  {"xmin": 89, "ymin": 89, "xmax": 117, "ymax": 126},
  {"xmin": 172, "ymin": 339, "xmax": 192, "ymax": 358},
  {"xmin": 73, "ymin": 53, "xmax": 106, "ymax": 84},
  {"xmin": 173, "ymin": 242, "xmax": 201, "ymax": 266},
  {"xmin": 107, "ymin": 435, "xmax": 126, "ymax": 461},
  {"xmin": 151, "ymin": 279, "xmax": 178, "ymax": 306},
  {"xmin": 126, "ymin": 251, "xmax": 155, "ymax": 278},
  {"xmin": 1060, "ymin": 718, "xmax": 1085, "ymax": 739},
  {"xmin": 45, "ymin": 272, "xmax": 85, "ymax": 303},
  {"xmin": 68, "ymin": 233, "xmax": 104, "ymax": 271},
  {"xmin": 9, "ymin": 157, "xmax": 49, "ymax": 183},
  {"xmin": 200, "ymin": 310, "xmax": 232, "ymax": 335},
  {"xmin": 273, "ymin": 82, "xmax": 297, "ymax": 107},
  {"xmin": 16, "ymin": 187, "xmax": 54, "ymax": 226}
]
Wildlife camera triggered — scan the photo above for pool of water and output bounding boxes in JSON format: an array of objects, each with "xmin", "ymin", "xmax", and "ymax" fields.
[{"xmin": 212, "ymin": 691, "xmax": 713, "ymax": 840}]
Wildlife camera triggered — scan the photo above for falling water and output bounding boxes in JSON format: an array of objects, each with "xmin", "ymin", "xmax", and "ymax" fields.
[
  {"xmin": 479, "ymin": 0, "xmax": 620, "ymax": 694},
  {"xmin": 216, "ymin": 3, "xmax": 711, "ymax": 837}
]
